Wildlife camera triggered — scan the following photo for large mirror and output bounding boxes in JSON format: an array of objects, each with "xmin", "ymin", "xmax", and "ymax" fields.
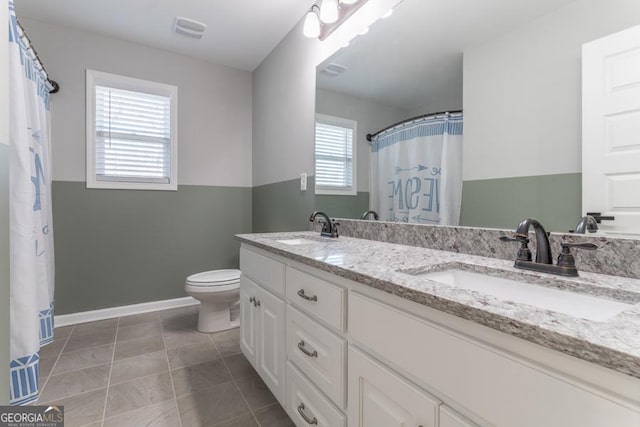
[{"xmin": 315, "ymin": 0, "xmax": 640, "ymax": 235}]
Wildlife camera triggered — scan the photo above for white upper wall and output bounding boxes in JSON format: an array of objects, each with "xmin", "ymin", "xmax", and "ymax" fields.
[
  {"xmin": 316, "ymin": 89, "xmax": 408, "ymax": 192},
  {"xmin": 463, "ymin": 0, "xmax": 640, "ymax": 181},
  {"xmin": 21, "ymin": 18, "xmax": 253, "ymax": 187}
]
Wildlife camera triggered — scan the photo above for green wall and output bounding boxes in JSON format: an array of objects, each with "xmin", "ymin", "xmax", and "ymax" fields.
[
  {"xmin": 252, "ymin": 175, "xmax": 369, "ymax": 233},
  {"xmin": 315, "ymin": 192, "xmax": 369, "ymax": 220},
  {"xmin": 51, "ymin": 172, "xmax": 580, "ymax": 315},
  {"xmin": 52, "ymin": 182, "xmax": 251, "ymax": 315},
  {"xmin": 0, "ymin": 144, "xmax": 9, "ymax": 404},
  {"xmin": 461, "ymin": 173, "xmax": 581, "ymax": 232},
  {"xmin": 252, "ymin": 178, "xmax": 315, "ymax": 233}
]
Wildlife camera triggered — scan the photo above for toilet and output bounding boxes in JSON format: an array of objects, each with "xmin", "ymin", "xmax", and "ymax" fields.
[{"xmin": 184, "ymin": 269, "xmax": 241, "ymax": 333}]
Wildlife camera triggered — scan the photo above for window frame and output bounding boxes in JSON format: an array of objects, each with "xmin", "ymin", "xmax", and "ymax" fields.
[
  {"xmin": 314, "ymin": 113, "xmax": 357, "ymax": 196},
  {"xmin": 86, "ymin": 69, "xmax": 178, "ymax": 191}
]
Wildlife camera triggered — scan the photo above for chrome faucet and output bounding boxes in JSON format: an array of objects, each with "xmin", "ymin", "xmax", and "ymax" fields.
[
  {"xmin": 573, "ymin": 215, "xmax": 598, "ymax": 234},
  {"xmin": 309, "ymin": 211, "xmax": 339, "ymax": 238},
  {"xmin": 500, "ymin": 217, "xmax": 597, "ymax": 277},
  {"xmin": 361, "ymin": 210, "xmax": 379, "ymax": 220}
]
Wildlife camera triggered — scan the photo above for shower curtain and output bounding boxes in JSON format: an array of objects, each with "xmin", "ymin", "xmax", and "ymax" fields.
[
  {"xmin": 8, "ymin": 0, "xmax": 55, "ymax": 405},
  {"xmin": 371, "ymin": 112, "xmax": 463, "ymax": 224}
]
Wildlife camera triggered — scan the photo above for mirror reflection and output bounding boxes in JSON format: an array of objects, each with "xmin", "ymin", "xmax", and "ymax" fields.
[{"xmin": 315, "ymin": 0, "xmax": 640, "ymax": 236}]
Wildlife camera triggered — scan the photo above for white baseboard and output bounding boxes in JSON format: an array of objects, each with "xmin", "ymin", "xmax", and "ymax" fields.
[{"xmin": 55, "ymin": 296, "xmax": 199, "ymax": 328}]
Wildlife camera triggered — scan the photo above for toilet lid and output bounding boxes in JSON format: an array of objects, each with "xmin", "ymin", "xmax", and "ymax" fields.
[{"xmin": 186, "ymin": 269, "xmax": 241, "ymax": 286}]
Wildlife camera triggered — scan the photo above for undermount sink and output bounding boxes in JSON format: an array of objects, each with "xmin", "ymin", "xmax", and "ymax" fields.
[
  {"xmin": 414, "ymin": 269, "xmax": 633, "ymax": 322},
  {"xmin": 276, "ymin": 238, "xmax": 316, "ymax": 245}
]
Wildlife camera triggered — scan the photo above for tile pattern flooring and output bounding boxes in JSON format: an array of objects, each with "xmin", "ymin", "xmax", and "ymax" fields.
[{"xmin": 37, "ymin": 305, "xmax": 294, "ymax": 427}]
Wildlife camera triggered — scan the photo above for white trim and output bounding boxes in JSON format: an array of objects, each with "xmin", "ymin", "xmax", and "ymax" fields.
[
  {"xmin": 315, "ymin": 113, "xmax": 358, "ymax": 196},
  {"xmin": 85, "ymin": 69, "xmax": 178, "ymax": 191},
  {"xmin": 54, "ymin": 296, "xmax": 199, "ymax": 328}
]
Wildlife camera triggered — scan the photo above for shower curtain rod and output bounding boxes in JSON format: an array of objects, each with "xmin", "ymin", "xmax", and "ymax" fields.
[
  {"xmin": 15, "ymin": 18, "xmax": 59, "ymax": 94},
  {"xmin": 366, "ymin": 109, "xmax": 462, "ymax": 142}
]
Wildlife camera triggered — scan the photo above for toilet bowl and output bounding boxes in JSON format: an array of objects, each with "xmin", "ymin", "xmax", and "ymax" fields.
[{"xmin": 185, "ymin": 269, "xmax": 241, "ymax": 333}]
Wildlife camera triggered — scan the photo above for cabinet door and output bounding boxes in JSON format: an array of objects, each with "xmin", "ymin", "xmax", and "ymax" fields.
[
  {"xmin": 256, "ymin": 285, "xmax": 286, "ymax": 404},
  {"xmin": 440, "ymin": 406, "xmax": 478, "ymax": 427},
  {"xmin": 348, "ymin": 347, "xmax": 439, "ymax": 427},
  {"xmin": 239, "ymin": 276, "xmax": 258, "ymax": 366}
]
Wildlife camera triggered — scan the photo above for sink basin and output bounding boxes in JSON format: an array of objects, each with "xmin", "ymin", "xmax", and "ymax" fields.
[
  {"xmin": 417, "ymin": 269, "xmax": 633, "ymax": 321},
  {"xmin": 276, "ymin": 238, "xmax": 316, "ymax": 245}
]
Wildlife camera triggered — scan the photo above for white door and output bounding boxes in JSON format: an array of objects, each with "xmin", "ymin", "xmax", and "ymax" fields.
[
  {"xmin": 256, "ymin": 285, "xmax": 286, "ymax": 404},
  {"xmin": 348, "ymin": 347, "xmax": 440, "ymax": 427},
  {"xmin": 239, "ymin": 276, "xmax": 258, "ymax": 366},
  {"xmin": 583, "ymin": 24, "xmax": 640, "ymax": 236}
]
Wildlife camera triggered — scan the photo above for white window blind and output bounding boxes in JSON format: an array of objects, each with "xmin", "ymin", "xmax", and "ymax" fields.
[
  {"xmin": 315, "ymin": 115, "xmax": 356, "ymax": 194},
  {"xmin": 95, "ymin": 85, "xmax": 171, "ymax": 183}
]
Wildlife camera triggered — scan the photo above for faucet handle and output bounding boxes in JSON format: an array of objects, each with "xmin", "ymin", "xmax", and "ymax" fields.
[
  {"xmin": 560, "ymin": 242, "xmax": 598, "ymax": 251},
  {"xmin": 499, "ymin": 235, "xmax": 528, "ymax": 244},
  {"xmin": 500, "ymin": 234, "xmax": 532, "ymax": 262},
  {"xmin": 557, "ymin": 242, "xmax": 598, "ymax": 269}
]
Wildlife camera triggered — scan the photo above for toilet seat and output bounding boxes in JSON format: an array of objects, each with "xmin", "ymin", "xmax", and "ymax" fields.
[{"xmin": 186, "ymin": 269, "xmax": 240, "ymax": 287}]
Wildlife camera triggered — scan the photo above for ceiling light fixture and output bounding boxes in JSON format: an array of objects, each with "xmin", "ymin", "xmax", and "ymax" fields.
[
  {"xmin": 303, "ymin": 5, "xmax": 322, "ymax": 38},
  {"xmin": 303, "ymin": 0, "xmax": 369, "ymax": 40}
]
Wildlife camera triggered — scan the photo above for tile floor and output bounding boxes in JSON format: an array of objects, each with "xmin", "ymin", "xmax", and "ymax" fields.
[{"xmin": 37, "ymin": 305, "xmax": 294, "ymax": 427}]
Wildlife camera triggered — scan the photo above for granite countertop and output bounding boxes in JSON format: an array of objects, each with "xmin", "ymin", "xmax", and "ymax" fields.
[{"xmin": 236, "ymin": 231, "xmax": 640, "ymax": 379}]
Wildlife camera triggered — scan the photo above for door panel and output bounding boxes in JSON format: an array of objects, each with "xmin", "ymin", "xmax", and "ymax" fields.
[
  {"xmin": 239, "ymin": 276, "xmax": 257, "ymax": 366},
  {"xmin": 256, "ymin": 285, "xmax": 286, "ymax": 404}
]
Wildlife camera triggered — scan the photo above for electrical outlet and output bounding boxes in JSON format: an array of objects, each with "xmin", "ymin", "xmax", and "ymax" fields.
[{"xmin": 300, "ymin": 173, "xmax": 307, "ymax": 191}]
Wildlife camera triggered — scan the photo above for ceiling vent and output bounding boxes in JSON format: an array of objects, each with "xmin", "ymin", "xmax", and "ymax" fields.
[
  {"xmin": 173, "ymin": 17, "xmax": 207, "ymax": 39},
  {"xmin": 320, "ymin": 63, "xmax": 348, "ymax": 77}
]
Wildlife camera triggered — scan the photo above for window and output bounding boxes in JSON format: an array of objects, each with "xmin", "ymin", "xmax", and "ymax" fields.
[
  {"xmin": 314, "ymin": 114, "xmax": 357, "ymax": 195},
  {"xmin": 86, "ymin": 70, "xmax": 178, "ymax": 190}
]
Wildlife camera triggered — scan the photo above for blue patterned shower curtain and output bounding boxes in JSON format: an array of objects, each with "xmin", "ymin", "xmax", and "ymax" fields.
[
  {"xmin": 8, "ymin": 0, "xmax": 55, "ymax": 405},
  {"xmin": 371, "ymin": 112, "xmax": 463, "ymax": 224}
]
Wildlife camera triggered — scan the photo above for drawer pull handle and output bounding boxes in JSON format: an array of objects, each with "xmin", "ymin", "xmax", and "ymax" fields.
[
  {"xmin": 297, "ymin": 289, "xmax": 318, "ymax": 302},
  {"xmin": 297, "ymin": 340, "xmax": 318, "ymax": 358},
  {"xmin": 297, "ymin": 402, "xmax": 318, "ymax": 425},
  {"xmin": 249, "ymin": 296, "xmax": 255, "ymax": 303},
  {"xmin": 255, "ymin": 299, "xmax": 261, "ymax": 307}
]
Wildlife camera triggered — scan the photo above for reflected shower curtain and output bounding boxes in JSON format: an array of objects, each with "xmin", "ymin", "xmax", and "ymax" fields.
[
  {"xmin": 8, "ymin": 0, "xmax": 55, "ymax": 405},
  {"xmin": 371, "ymin": 113, "xmax": 463, "ymax": 225}
]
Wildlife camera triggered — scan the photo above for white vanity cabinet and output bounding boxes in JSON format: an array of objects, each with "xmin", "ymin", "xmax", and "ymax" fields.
[
  {"xmin": 239, "ymin": 248, "xmax": 286, "ymax": 404},
  {"xmin": 348, "ymin": 346, "xmax": 440, "ymax": 427},
  {"xmin": 439, "ymin": 406, "xmax": 478, "ymax": 427},
  {"xmin": 239, "ymin": 243, "xmax": 640, "ymax": 427}
]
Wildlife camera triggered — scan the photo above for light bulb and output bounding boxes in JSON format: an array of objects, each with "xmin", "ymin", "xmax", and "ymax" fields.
[
  {"xmin": 320, "ymin": 0, "xmax": 339, "ymax": 24},
  {"xmin": 381, "ymin": 9, "xmax": 393, "ymax": 18},
  {"xmin": 340, "ymin": 0, "xmax": 358, "ymax": 4},
  {"xmin": 359, "ymin": 26, "xmax": 369, "ymax": 36},
  {"xmin": 303, "ymin": 8, "xmax": 321, "ymax": 38}
]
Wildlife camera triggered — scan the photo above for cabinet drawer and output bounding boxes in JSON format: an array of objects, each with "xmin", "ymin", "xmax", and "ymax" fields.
[
  {"xmin": 440, "ymin": 406, "xmax": 478, "ymax": 427},
  {"xmin": 286, "ymin": 362, "xmax": 346, "ymax": 427},
  {"xmin": 240, "ymin": 247, "xmax": 285, "ymax": 296},
  {"xmin": 286, "ymin": 267, "xmax": 346, "ymax": 332},
  {"xmin": 348, "ymin": 346, "xmax": 440, "ymax": 427},
  {"xmin": 286, "ymin": 306, "xmax": 346, "ymax": 408},
  {"xmin": 349, "ymin": 292, "xmax": 640, "ymax": 427}
]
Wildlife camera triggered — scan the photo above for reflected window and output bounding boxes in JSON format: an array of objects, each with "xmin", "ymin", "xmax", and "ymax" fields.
[{"xmin": 314, "ymin": 114, "xmax": 356, "ymax": 195}]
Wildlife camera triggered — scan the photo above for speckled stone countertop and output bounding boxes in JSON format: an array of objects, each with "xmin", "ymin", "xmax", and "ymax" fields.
[{"xmin": 236, "ymin": 231, "xmax": 640, "ymax": 379}]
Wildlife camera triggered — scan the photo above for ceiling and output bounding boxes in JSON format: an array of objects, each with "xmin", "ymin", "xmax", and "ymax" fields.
[
  {"xmin": 15, "ymin": 0, "xmax": 315, "ymax": 71},
  {"xmin": 317, "ymin": 0, "xmax": 578, "ymax": 111}
]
